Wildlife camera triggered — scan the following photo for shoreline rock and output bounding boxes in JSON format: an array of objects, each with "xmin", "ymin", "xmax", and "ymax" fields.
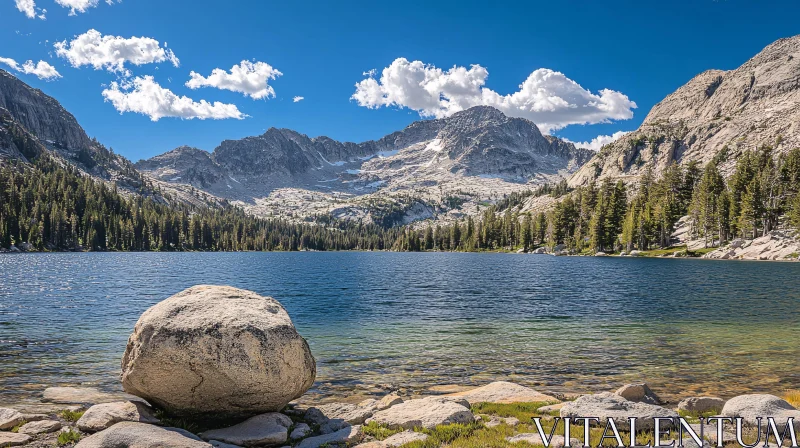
[{"xmin": 121, "ymin": 285, "xmax": 316, "ymax": 419}]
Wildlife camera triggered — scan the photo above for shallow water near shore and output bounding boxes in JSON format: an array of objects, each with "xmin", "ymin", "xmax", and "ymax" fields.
[{"xmin": 1, "ymin": 252, "xmax": 800, "ymax": 406}]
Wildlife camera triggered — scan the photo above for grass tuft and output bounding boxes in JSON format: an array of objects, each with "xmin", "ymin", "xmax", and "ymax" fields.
[
  {"xmin": 470, "ymin": 402, "xmax": 553, "ymax": 420},
  {"xmin": 10, "ymin": 420, "xmax": 27, "ymax": 433},
  {"xmin": 59, "ymin": 409, "xmax": 85, "ymax": 422},
  {"xmin": 57, "ymin": 429, "xmax": 81, "ymax": 446},
  {"xmin": 362, "ymin": 421, "xmax": 405, "ymax": 440}
]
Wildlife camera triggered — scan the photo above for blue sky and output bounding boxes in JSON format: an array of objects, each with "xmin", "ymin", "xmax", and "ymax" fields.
[{"xmin": 2, "ymin": 0, "xmax": 799, "ymax": 161}]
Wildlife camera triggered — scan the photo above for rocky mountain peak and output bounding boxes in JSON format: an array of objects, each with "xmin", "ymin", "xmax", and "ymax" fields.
[
  {"xmin": 569, "ymin": 34, "xmax": 800, "ymax": 187},
  {"xmin": 0, "ymin": 69, "xmax": 91, "ymax": 153}
]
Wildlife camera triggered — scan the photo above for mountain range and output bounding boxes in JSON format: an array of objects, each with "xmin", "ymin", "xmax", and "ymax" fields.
[
  {"xmin": 1, "ymin": 35, "xmax": 799, "ymax": 226},
  {"xmin": 570, "ymin": 35, "xmax": 800, "ymax": 187}
]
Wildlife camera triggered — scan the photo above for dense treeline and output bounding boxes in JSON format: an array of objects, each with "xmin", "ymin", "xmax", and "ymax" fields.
[
  {"xmin": 5, "ymin": 147, "xmax": 800, "ymax": 255},
  {"xmin": 399, "ymin": 147, "xmax": 800, "ymax": 253},
  {"xmin": 0, "ymin": 156, "xmax": 402, "ymax": 252}
]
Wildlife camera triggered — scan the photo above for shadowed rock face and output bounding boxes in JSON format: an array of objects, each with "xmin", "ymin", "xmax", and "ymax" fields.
[
  {"xmin": 570, "ymin": 35, "xmax": 800, "ymax": 186},
  {"xmin": 0, "ymin": 69, "xmax": 91, "ymax": 152},
  {"xmin": 121, "ymin": 285, "xmax": 316, "ymax": 419}
]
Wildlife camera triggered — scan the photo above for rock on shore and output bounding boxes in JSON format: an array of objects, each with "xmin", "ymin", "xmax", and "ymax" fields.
[
  {"xmin": 721, "ymin": 394, "xmax": 800, "ymax": 431},
  {"xmin": 704, "ymin": 231, "xmax": 800, "ymax": 261},
  {"xmin": 367, "ymin": 397, "xmax": 474, "ymax": 429},
  {"xmin": 75, "ymin": 422, "xmax": 211, "ymax": 448},
  {"xmin": 445, "ymin": 381, "xmax": 559, "ymax": 404},
  {"xmin": 560, "ymin": 392, "xmax": 678, "ymax": 429},
  {"xmin": 121, "ymin": 285, "xmax": 316, "ymax": 418}
]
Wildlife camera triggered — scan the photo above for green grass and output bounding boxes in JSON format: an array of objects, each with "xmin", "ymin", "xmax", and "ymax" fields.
[
  {"xmin": 403, "ymin": 422, "xmax": 484, "ymax": 448},
  {"xmin": 688, "ymin": 247, "xmax": 717, "ymax": 256},
  {"xmin": 470, "ymin": 402, "xmax": 553, "ymax": 420},
  {"xmin": 57, "ymin": 429, "xmax": 82, "ymax": 446},
  {"xmin": 361, "ymin": 401, "xmax": 757, "ymax": 448},
  {"xmin": 637, "ymin": 246, "xmax": 716, "ymax": 258},
  {"xmin": 639, "ymin": 246, "xmax": 688, "ymax": 257},
  {"xmin": 362, "ymin": 421, "xmax": 405, "ymax": 440},
  {"xmin": 59, "ymin": 409, "xmax": 85, "ymax": 422}
]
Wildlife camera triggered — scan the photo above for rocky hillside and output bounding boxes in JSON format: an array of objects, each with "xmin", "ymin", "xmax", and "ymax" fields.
[
  {"xmin": 137, "ymin": 106, "xmax": 592, "ymax": 224},
  {"xmin": 570, "ymin": 35, "xmax": 800, "ymax": 186},
  {"xmin": 0, "ymin": 69, "xmax": 147, "ymax": 190}
]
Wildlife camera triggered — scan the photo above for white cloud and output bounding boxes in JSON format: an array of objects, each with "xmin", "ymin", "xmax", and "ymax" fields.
[
  {"xmin": 54, "ymin": 29, "xmax": 179, "ymax": 75},
  {"xmin": 0, "ymin": 56, "xmax": 61, "ymax": 80},
  {"xmin": 101, "ymin": 75, "xmax": 245, "ymax": 121},
  {"xmin": 54, "ymin": 0, "xmax": 119, "ymax": 15},
  {"xmin": 293, "ymin": 96, "xmax": 304, "ymax": 102},
  {"xmin": 185, "ymin": 60, "xmax": 282, "ymax": 99},
  {"xmin": 15, "ymin": 0, "xmax": 45, "ymax": 19},
  {"xmin": 15, "ymin": 0, "xmax": 34, "ymax": 17},
  {"xmin": 564, "ymin": 131, "xmax": 630, "ymax": 152},
  {"xmin": 352, "ymin": 58, "xmax": 637, "ymax": 134}
]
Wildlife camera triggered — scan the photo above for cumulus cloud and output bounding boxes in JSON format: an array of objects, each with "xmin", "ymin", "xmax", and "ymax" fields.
[
  {"xmin": 352, "ymin": 58, "xmax": 637, "ymax": 134},
  {"xmin": 15, "ymin": 0, "xmax": 34, "ymax": 17},
  {"xmin": 565, "ymin": 131, "xmax": 630, "ymax": 152},
  {"xmin": 185, "ymin": 60, "xmax": 282, "ymax": 100},
  {"xmin": 293, "ymin": 96, "xmax": 304, "ymax": 102},
  {"xmin": 15, "ymin": 0, "xmax": 45, "ymax": 19},
  {"xmin": 54, "ymin": 0, "xmax": 119, "ymax": 15},
  {"xmin": 54, "ymin": 29, "xmax": 179, "ymax": 75},
  {"xmin": 0, "ymin": 56, "xmax": 61, "ymax": 80},
  {"xmin": 101, "ymin": 75, "xmax": 245, "ymax": 121}
]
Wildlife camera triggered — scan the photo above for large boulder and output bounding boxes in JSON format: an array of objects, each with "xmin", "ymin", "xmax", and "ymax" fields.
[
  {"xmin": 367, "ymin": 397, "xmax": 474, "ymax": 430},
  {"xmin": 677, "ymin": 397, "xmax": 726, "ymax": 413},
  {"xmin": 199, "ymin": 412, "xmax": 292, "ymax": 446},
  {"xmin": 721, "ymin": 394, "xmax": 800, "ymax": 431},
  {"xmin": 77, "ymin": 401, "xmax": 160, "ymax": 432},
  {"xmin": 445, "ymin": 381, "xmax": 558, "ymax": 404},
  {"xmin": 121, "ymin": 285, "xmax": 316, "ymax": 418},
  {"xmin": 75, "ymin": 422, "xmax": 211, "ymax": 448},
  {"xmin": 560, "ymin": 393, "xmax": 677, "ymax": 429}
]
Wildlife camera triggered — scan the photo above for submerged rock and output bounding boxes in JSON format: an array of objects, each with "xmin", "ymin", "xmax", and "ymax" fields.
[
  {"xmin": 367, "ymin": 396, "xmax": 473, "ymax": 429},
  {"xmin": 121, "ymin": 285, "xmax": 316, "ymax": 418},
  {"xmin": 199, "ymin": 412, "xmax": 292, "ymax": 446},
  {"xmin": 77, "ymin": 401, "xmax": 160, "ymax": 432},
  {"xmin": 75, "ymin": 422, "xmax": 211, "ymax": 448}
]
